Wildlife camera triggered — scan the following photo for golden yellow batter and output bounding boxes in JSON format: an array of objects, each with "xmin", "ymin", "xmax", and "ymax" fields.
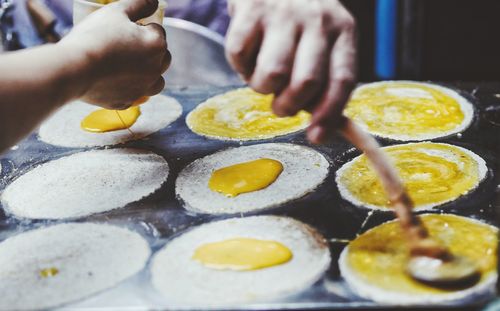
[
  {"xmin": 81, "ymin": 106, "xmax": 141, "ymax": 133},
  {"xmin": 337, "ymin": 142, "xmax": 484, "ymax": 209},
  {"xmin": 187, "ymin": 88, "xmax": 310, "ymax": 140},
  {"xmin": 344, "ymin": 82, "xmax": 470, "ymax": 140},
  {"xmin": 344, "ymin": 214, "xmax": 497, "ymax": 295},
  {"xmin": 193, "ymin": 237, "xmax": 293, "ymax": 271},
  {"xmin": 39, "ymin": 267, "xmax": 59, "ymax": 278},
  {"xmin": 208, "ymin": 158, "xmax": 283, "ymax": 197},
  {"xmin": 94, "ymin": 0, "xmax": 116, "ymax": 4}
]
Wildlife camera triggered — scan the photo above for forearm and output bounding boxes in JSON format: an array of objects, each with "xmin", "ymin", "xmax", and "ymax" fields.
[{"xmin": 0, "ymin": 43, "xmax": 88, "ymax": 153}]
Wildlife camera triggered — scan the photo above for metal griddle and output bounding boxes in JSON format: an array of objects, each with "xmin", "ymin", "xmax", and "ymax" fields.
[{"xmin": 0, "ymin": 82, "xmax": 498, "ymax": 310}]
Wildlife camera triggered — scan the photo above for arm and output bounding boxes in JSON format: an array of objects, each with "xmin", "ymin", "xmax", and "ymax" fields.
[
  {"xmin": 0, "ymin": 0, "xmax": 170, "ymax": 153},
  {"xmin": 225, "ymin": 0, "xmax": 357, "ymax": 144},
  {"xmin": 0, "ymin": 44, "xmax": 84, "ymax": 152}
]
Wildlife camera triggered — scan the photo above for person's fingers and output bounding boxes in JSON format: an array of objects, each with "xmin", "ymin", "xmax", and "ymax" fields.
[
  {"xmin": 147, "ymin": 77, "xmax": 166, "ymax": 95},
  {"xmin": 117, "ymin": 102, "xmax": 134, "ymax": 110},
  {"xmin": 144, "ymin": 22, "xmax": 166, "ymax": 39},
  {"xmin": 132, "ymin": 96, "xmax": 150, "ymax": 106},
  {"xmin": 225, "ymin": 9, "xmax": 263, "ymax": 81},
  {"xmin": 140, "ymin": 23, "xmax": 169, "ymax": 75},
  {"xmin": 160, "ymin": 49, "xmax": 172, "ymax": 74},
  {"xmin": 116, "ymin": 0, "xmax": 158, "ymax": 22},
  {"xmin": 142, "ymin": 22, "xmax": 167, "ymax": 48},
  {"xmin": 248, "ymin": 21, "xmax": 299, "ymax": 95},
  {"xmin": 139, "ymin": 24, "xmax": 168, "ymax": 76},
  {"xmin": 272, "ymin": 28, "xmax": 331, "ymax": 117},
  {"xmin": 307, "ymin": 29, "xmax": 357, "ymax": 144}
]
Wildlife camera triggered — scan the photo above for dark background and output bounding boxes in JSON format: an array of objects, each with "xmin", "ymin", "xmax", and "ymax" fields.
[
  {"xmin": 5, "ymin": 0, "xmax": 500, "ymax": 82},
  {"xmin": 343, "ymin": 0, "xmax": 500, "ymax": 82}
]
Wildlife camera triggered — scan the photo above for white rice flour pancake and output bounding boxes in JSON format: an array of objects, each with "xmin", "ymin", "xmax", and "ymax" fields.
[
  {"xmin": 1, "ymin": 148, "xmax": 169, "ymax": 219},
  {"xmin": 339, "ymin": 214, "xmax": 497, "ymax": 305},
  {"xmin": 344, "ymin": 81, "xmax": 474, "ymax": 141},
  {"xmin": 151, "ymin": 216, "xmax": 331, "ymax": 307},
  {"xmin": 336, "ymin": 142, "xmax": 487, "ymax": 211},
  {"xmin": 0, "ymin": 223, "xmax": 150, "ymax": 310},
  {"xmin": 176, "ymin": 143, "xmax": 329, "ymax": 214},
  {"xmin": 39, "ymin": 95, "xmax": 182, "ymax": 147}
]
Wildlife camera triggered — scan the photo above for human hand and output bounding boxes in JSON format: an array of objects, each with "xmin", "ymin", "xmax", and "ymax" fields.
[
  {"xmin": 226, "ymin": 0, "xmax": 357, "ymax": 143},
  {"xmin": 60, "ymin": 0, "xmax": 170, "ymax": 109}
]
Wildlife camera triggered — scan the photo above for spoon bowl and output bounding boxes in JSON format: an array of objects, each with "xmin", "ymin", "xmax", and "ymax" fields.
[{"xmin": 407, "ymin": 254, "xmax": 481, "ymax": 288}]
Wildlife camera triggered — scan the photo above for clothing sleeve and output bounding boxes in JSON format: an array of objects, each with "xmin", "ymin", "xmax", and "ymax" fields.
[{"xmin": 165, "ymin": 0, "xmax": 230, "ymax": 35}]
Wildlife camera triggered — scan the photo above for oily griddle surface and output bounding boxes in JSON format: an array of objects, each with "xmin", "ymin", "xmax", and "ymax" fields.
[{"xmin": 0, "ymin": 82, "xmax": 498, "ymax": 309}]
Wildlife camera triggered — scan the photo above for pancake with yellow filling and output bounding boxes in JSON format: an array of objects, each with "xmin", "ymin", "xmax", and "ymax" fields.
[
  {"xmin": 186, "ymin": 88, "xmax": 310, "ymax": 141},
  {"xmin": 339, "ymin": 214, "xmax": 497, "ymax": 304},
  {"xmin": 150, "ymin": 216, "xmax": 331, "ymax": 307},
  {"xmin": 336, "ymin": 142, "xmax": 487, "ymax": 211},
  {"xmin": 39, "ymin": 95, "xmax": 182, "ymax": 147},
  {"xmin": 176, "ymin": 143, "xmax": 329, "ymax": 214},
  {"xmin": 344, "ymin": 81, "xmax": 474, "ymax": 141},
  {"xmin": 0, "ymin": 223, "xmax": 150, "ymax": 310}
]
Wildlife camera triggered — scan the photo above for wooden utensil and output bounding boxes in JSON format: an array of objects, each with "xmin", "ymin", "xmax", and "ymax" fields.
[{"xmin": 340, "ymin": 117, "xmax": 480, "ymax": 287}]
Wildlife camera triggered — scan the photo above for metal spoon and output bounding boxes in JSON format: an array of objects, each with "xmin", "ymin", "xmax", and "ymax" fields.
[
  {"xmin": 407, "ymin": 254, "xmax": 479, "ymax": 287},
  {"xmin": 340, "ymin": 117, "xmax": 480, "ymax": 287}
]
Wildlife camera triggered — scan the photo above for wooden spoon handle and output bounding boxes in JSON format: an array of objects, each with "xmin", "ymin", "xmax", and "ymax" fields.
[{"xmin": 340, "ymin": 117, "xmax": 449, "ymax": 259}]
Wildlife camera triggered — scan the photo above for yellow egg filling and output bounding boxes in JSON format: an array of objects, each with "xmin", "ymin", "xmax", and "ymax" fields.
[
  {"xmin": 81, "ymin": 106, "xmax": 141, "ymax": 133},
  {"xmin": 344, "ymin": 82, "xmax": 466, "ymax": 138},
  {"xmin": 209, "ymin": 158, "xmax": 283, "ymax": 197},
  {"xmin": 193, "ymin": 237, "xmax": 293, "ymax": 271},
  {"xmin": 338, "ymin": 143, "xmax": 481, "ymax": 209},
  {"xmin": 346, "ymin": 214, "xmax": 497, "ymax": 295},
  {"xmin": 187, "ymin": 88, "xmax": 310, "ymax": 140},
  {"xmin": 94, "ymin": 0, "xmax": 116, "ymax": 4},
  {"xmin": 39, "ymin": 267, "xmax": 59, "ymax": 278}
]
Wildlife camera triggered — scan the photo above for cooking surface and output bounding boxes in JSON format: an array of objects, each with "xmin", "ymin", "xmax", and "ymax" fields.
[{"xmin": 0, "ymin": 82, "xmax": 498, "ymax": 309}]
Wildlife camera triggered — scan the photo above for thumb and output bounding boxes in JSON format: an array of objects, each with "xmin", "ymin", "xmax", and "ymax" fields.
[{"xmin": 115, "ymin": 0, "xmax": 159, "ymax": 22}]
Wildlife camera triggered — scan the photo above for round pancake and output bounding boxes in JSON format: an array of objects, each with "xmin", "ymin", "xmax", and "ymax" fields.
[
  {"xmin": 39, "ymin": 95, "xmax": 182, "ymax": 147},
  {"xmin": 176, "ymin": 143, "xmax": 329, "ymax": 214},
  {"xmin": 0, "ymin": 222, "xmax": 150, "ymax": 310},
  {"xmin": 186, "ymin": 88, "xmax": 310, "ymax": 141},
  {"xmin": 344, "ymin": 81, "xmax": 474, "ymax": 141},
  {"xmin": 150, "ymin": 216, "xmax": 331, "ymax": 307},
  {"xmin": 1, "ymin": 148, "xmax": 169, "ymax": 219},
  {"xmin": 336, "ymin": 142, "xmax": 487, "ymax": 211},
  {"xmin": 339, "ymin": 214, "xmax": 497, "ymax": 305}
]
